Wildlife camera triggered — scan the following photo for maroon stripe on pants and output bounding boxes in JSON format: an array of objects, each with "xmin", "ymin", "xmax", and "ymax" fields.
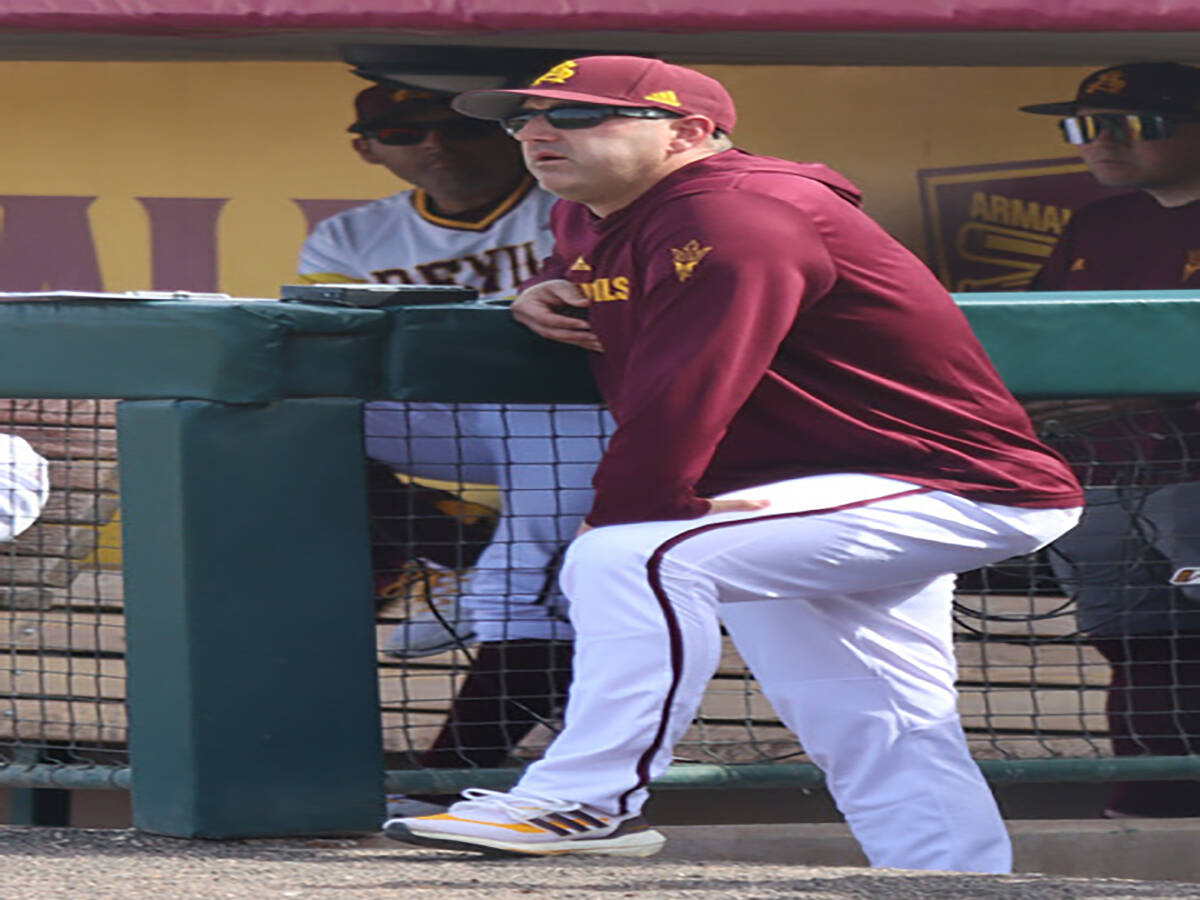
[{"xmin": 616, "ymin": 487, "xmax": 930, "ymax": 814}]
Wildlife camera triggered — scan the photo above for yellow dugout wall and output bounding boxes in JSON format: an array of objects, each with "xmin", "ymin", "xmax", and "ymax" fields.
[{"xmin": 0, "ymin": 60, "xmax": 1100, "ymax": 297}]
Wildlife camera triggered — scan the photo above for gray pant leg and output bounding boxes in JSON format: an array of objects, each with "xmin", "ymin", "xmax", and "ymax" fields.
[{"xmin": 1049, "ymin": 484, "xmax": 1200, "ymax": 636}]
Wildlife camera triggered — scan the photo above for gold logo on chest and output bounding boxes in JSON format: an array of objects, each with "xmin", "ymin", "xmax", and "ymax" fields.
[
  {"xmin": 671, "ymin": 240, "xmax": 712, "ymax": 282},
  {"xmin": 1184, "ymin": 250, "xmax": 1200, "ymax": 281}
]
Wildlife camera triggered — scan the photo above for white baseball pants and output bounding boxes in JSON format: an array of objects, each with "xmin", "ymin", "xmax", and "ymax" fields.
[
  {"xmin": 510, "ymin": 473, "xmax": 1081, "ymax": 873},
  {"xmin": 364, "ymin": 401, "xmax": 612, "ymax": 642}
]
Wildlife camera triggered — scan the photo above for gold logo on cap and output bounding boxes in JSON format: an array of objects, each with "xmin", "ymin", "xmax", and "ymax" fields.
[
  {"xmin": 1084, "ymin": 70, "xmax": 1128, "ymax": 96},
  {"xmin": 532, "ymin": 61, "xmax": 578, "ymax": 86},
  {"xmin": 671, "ymin": 240, "xmax": 712, "ymax": 282},
  {"xmin": 644, "ymin": 90, "xmax": 682, "ymax": 107},
  {"xmin": 390, "ymin": 88, "xmax": 439, "ymax": 102}
]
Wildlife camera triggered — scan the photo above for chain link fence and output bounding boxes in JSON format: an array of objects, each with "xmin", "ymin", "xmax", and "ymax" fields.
[{"xmin": 2, "ymin": 396, "xmax": 1197, "ymax": 790}]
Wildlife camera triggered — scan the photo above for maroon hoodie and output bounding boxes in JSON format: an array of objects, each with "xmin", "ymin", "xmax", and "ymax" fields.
[{"xmin": 538, "ymin": 149, "xmax": 1082, "ymax": 526}]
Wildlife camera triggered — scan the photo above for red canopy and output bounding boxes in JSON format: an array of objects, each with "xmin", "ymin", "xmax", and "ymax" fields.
[
  {"xmin": 1, "ymin": 0, "xmax": 1198, "ymax": 35},
  {"xmin": 0, "ymin": 1, "xmax": 1195, "ymax": 63}
]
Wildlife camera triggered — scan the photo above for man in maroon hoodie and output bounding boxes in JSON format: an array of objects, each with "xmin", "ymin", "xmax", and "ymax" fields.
[{"xmin": 383, "ymin": 55, "xmax": 1084, "ymax": 872}]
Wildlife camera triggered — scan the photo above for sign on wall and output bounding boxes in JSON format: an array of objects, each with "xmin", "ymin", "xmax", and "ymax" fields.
[{"xmin": 918, "ymin": 157, "xmax": 1123, "ymax": 292}]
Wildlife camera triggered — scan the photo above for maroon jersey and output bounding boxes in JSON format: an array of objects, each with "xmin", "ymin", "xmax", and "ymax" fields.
[
  {"xmin": 1032, "ymin": 191, "xmax": 1200, "ymax": 290},
  {"xmin": 1032, "ymin": 190, "xmax": 1200, "ymax": 486},
  {"xmin": 542, "ymin": 150, "xmax": 1083, "ymax": 526}
]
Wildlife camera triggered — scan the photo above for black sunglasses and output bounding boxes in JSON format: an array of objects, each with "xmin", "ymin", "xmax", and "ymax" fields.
[
  {"xmin": 501, "ymin": 105, "xmax": 683, "ymax": 137},
  {"xmin": 1058, "ymin": 113, "xmax": 1187, "ymax": 145},
  {"xmin": 365, "ymin": 118, "xmax": 499, "ymax": 146}
]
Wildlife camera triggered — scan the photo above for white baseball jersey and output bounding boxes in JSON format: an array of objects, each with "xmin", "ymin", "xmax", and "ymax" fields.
[{"xmin": 298, "ymin": 177, "xmax": 556, "ymax": 298}]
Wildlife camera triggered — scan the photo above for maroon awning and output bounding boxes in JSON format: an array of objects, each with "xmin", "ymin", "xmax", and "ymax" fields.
[
  {"xmin": 0, "ymin": 1, "xmax": 1195, "ymax": 65},
  {"xmin": 1, "ymin": 0, "xmax": 1198, "ymax": 35}
]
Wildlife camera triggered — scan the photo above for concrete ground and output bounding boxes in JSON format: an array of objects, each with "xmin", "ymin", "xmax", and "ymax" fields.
[
  {"xmin": 5, "ymin": 786, "xmax": 1200, "ymax": 889},
  {"xmin": 2, "ymin": 824, "xmax": 1200, "ymax": 900},
  {"xmin": 661, "ymin": 819, "xmax": 1200, "ymax": 883}
]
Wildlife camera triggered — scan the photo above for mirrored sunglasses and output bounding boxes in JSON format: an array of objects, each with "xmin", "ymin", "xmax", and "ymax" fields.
[
  {"xmin": 367, "ymin": 118, "xmax": 498, "ymax": 145},
  {"xmin": 501, "ymin": 105, "xmax": 682, "ymax": 137},
  {"xmin": 1058, "ymin": 113, "xmax": 1183, "ymax": 145}
]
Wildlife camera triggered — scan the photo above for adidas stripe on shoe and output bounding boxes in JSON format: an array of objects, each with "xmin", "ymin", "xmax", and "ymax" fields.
[{"xmin": 382, "ymin": 788, "xmax": 665, "ymax": 858}]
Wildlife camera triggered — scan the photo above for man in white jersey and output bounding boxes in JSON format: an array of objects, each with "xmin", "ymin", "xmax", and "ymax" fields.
[
  {"xmin": 301, "ymin": 83, "xmax": 553, "ymax": 294},
  {"xmin": 298, "ymin": 78, "xmax": 611, "ymax": 815}
]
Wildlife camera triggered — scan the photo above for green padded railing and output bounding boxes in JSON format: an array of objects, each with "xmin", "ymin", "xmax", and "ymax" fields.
[
  {"xmin": 0, "ymin": 289, "xmax": 1197, "ymax": 835},
  {"xmin": 1, "ymin": 290, "xmax": 1195, "ymax": 402}
]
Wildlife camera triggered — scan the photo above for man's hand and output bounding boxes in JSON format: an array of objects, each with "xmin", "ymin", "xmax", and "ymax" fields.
[
  {"xmin": 575, "ymin": 498, "xmax": 769, "ymax": 537},
  {"xmin": 512, "ymin": 279, "xmax": 603, "ymax": 352}
]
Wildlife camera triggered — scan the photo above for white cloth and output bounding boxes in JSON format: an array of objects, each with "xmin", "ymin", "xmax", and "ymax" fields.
[
  {"xmin": 0, "ymin": 433, "xmax": 49, "ymax": 542},
  {"xmin": 510, "ymin": 473, "xmax": 1081, "ymax": 873}
]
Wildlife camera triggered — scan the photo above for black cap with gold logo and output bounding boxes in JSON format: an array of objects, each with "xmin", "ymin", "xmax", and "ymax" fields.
[{"xmin": 1020, "ymin": 62, "xmax": 1200, "ymax": 117}]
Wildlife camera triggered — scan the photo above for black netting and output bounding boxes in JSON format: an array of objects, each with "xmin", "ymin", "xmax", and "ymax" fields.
[
  {"xmin": 0, "ymin": 400, "xmax": 127, "ymax": 769},
  {"xmin": 5, "ymin": 395, "xmax": 1196, "ymax": 786}
]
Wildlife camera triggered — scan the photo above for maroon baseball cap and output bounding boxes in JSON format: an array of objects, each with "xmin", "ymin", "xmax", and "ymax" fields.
[
  {"xmin": 1020, "ymin": 62, "xmax": 1200, "ymax": 117},
  {"xmin": 452, "ymin": 55, "xmax": 737, "ymax": 134}
]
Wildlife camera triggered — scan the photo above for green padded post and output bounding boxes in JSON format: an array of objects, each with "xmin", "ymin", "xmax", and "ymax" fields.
[{"xmin": 117, "ymin": 398, "xmax": 383, "ymax": 838}]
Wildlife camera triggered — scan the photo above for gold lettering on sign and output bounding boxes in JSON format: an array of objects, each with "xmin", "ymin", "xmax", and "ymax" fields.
[{"xmin": 966, "ymin": 192, "xmax": 1071, "ymax": 235}]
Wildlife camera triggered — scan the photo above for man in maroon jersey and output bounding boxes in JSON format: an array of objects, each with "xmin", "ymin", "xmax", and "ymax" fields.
[
  {"xmin": 383, "ymin": 55, "xmax": 1084, "ymax": 871},
  {"xmin": 1021, "ymin": 62, "xmax": 1200, "ymax": 818}
]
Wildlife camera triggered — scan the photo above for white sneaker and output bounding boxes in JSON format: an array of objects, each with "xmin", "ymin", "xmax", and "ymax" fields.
[
  {"xmin": 380, "ymin": 563, "xmax": 477, "ymax": 658},
  {"xmin": 382, "ymin": 788, "xmax": 665, "ymax": 858}
]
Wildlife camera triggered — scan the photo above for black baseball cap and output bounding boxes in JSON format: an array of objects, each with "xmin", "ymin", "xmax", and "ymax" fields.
[
  {"xmin": 1020, "ymin": 62, "xmax": 1200, "ymax": 117},
  {"xmin": 347, "ymin": 83, "xmax": 458, "ymax": 134},
  {"xmin": 343, "ymin": 46, "xmax": 589, "ymax": 134}
]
